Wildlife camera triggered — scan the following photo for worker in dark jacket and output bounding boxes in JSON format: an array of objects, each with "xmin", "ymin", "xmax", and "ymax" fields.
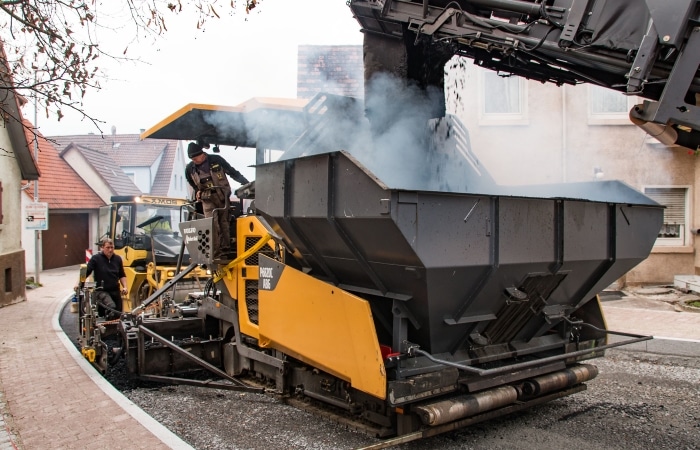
[
  {"xmin": 185, "ymin": 142, "xmax": 250, "ymax": 259},
  {"xmin": 85, "ymin": 238, "xmax": 127, "ymax": 319}
]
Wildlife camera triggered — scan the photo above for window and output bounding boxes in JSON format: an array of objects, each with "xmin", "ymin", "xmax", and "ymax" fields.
[
  {"xmin": 588, "ymin": 84, "xmax": 637, "ymax": 125},
  {"xmin": 478, "ymin": 68, "xmax": 528, "ymax": 125},
  {"xmin": 644, "ymin": 187, "xmax": 690, "ymax": 246}
]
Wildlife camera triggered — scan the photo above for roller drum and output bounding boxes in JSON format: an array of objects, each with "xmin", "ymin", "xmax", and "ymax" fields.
[
  {"xmin": 522, "ymin": 364, "xmax": 599, "ymax": 397},
  {"xmin": 414, "ymin": 385, "xmax": 519, "ymax": 426}
]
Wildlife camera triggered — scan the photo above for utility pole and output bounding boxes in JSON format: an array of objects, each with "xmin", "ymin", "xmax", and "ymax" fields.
[{"xmin": 33, "ymin": 77, "xmax": 40, "ymax": 284}]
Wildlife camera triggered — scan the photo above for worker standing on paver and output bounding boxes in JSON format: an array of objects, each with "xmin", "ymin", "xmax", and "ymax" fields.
[{"xmin": 185, "ymin": 142, "xmax": 249, "ymax": 259}]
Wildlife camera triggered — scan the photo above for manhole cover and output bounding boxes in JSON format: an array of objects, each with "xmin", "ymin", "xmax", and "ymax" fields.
[{"xmin": 635, "ymin": 287, "xmax": 673, "ymax": 296}]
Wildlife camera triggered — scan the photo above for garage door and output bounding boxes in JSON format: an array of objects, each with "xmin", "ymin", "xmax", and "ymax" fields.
[{"xmin": 42, "ymin": 213, "xmax": 89, "ymax": 269}]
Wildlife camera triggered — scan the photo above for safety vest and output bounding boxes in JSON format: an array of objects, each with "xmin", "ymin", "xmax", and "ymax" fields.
[{"xmin": 191, "ymin": 160, "xmax": 231, "ymax": 207}]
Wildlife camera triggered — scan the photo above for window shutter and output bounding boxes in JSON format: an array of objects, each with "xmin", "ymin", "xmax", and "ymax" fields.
[{"xmin": 644, "ymin": 187, "xmax": 686, "ymax": 224}]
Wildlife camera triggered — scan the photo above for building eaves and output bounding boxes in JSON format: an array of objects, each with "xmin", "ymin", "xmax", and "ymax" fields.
[
  {"xmin": 23, "ymin": 121, "xmax": 104, "ymax": 209},
  {"xmin": 0, "ymin": 45, "xmax": 39, "ymax": 180},
  {"xmin": 50, "ymin": 134, "xmax": 163, "ymax": 167},
  {"xmin": 62, "ymin": 143, "xmax": 142, "ymax": 197}
]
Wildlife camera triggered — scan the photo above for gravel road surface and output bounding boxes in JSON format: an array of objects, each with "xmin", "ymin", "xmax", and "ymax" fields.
[
  {"xmin": 61, "ymin": 306, "xmax": 699, "ymax": 450},
  {"xmin": 119, "ymin": 348, "xmax": 700, "ymax": 450}
]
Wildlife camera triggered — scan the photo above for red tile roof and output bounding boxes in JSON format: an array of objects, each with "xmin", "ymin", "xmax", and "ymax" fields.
[
  {"xmin": 62, "ymin": 143, "xmax": 142, "ymax": 196},
  {"xmin": 22, "ymin": 121, "xmax": 105, "ymax": 209},
  {"xmin": 1, "ymin": 46, "xmax": 39, "ymax": 180},
  {"xmin": 49, "ymin": 133, "xmax": 180, "ymax": 195},
  {"xmin": 50, "ymin": 134, "xmax": 163, "ymax": 166}
]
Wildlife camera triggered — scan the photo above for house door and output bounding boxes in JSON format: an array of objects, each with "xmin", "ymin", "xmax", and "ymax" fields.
[{"xmin": 42, "ymin": 213, "xmax": 89, "ymax": 269}]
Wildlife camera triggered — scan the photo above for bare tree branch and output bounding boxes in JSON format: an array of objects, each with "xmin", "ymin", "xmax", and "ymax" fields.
[{"xmin": 0, "ymin": 0, "xmax": 263, "ymax": 134}]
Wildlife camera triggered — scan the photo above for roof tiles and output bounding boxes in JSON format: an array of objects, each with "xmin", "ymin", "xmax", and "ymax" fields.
[
  {"xmin": 64, "ymin": 143, "xmax": 142, "ymax": 196},
  {"xmin": 22, "ymin": 122, "xmax": 104, "ymax": 209},
  {"xmin": 49, "ymin": 133, "xmax": 181, "ymax": 196},
  {"xmin": 50, "ymin": 134, "xmax": 163, "ymax": 167},
  {"xmin": 150, "ymin": 141, "xmax": 177, "ymax": 196}
]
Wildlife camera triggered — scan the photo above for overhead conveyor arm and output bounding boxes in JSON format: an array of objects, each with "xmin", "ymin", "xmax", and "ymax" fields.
[{"xmin": 349, "ymin": 0, "xmax": 700, "ymax": 150}]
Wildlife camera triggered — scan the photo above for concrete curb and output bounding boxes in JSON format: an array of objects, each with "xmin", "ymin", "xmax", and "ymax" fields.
[
  {"xmin": 676, "ymin": 299, "xmax": 700, "ymax": 313},
  {"xmin": 609, "ymin": 334, "xmax": 700, "ymax": 358},
  {"xmin": 53, "ymin": 295, "xmax": 194, "ymax": 450}
]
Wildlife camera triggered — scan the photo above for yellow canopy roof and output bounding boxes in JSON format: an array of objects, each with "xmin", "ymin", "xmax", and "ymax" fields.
[{"xmin": 140, "ymin": 97, "xmax": 309, "ymax": 149}]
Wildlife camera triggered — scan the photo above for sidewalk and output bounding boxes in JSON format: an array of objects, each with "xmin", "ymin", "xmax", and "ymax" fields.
[
  {"xmin": 600, "ymin": 290, "xmax": 700, "ymax": 357},
  {"xmin": 0, "ymin": 265, "xmax": 192, "ymax": 450},
  {"xmin": 1, "ymin": 266, "xmax": 699, "ymax": 450}
]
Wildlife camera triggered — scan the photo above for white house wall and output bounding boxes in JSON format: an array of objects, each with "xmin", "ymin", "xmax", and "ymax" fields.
[
  {"xmin": 20, "ymin": 194, "xmax": 40, "ymax": 275},
  {"xmin": 169, "ymin": 143, "xmax": 188, "ymax": 198},
  {"xmin": 0, "ymin": 129, "xmax": 24, "ymax": 253},
  {"xmin": 62, "ymin": 148, "xmax": 114, "ymax": 203},
  {"xmin": 122, "ymin": 166, "xmax": 151, "ymax": 194},
  {"xmin": 0, "ymin": 125, "xmax": 27, "ymax": 304},
  {"xmin": 451, "ymin": 65, "xmax": 564, "ymax": 185}
]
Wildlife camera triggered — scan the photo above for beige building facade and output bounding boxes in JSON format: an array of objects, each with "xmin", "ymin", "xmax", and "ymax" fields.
[{"xmin": 448, "ymin": 59, "xmax": 697, "ymax": 286}]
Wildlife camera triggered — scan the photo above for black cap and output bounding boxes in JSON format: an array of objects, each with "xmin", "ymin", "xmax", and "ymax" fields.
[{"xmin": 188, "ymin": 142, "xmax": 204, "ymax": 159}]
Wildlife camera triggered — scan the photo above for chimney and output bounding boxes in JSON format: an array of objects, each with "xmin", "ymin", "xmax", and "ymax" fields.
[{"xmin": 111, "ymin": 125, "xmax": 118, "ymax": 149}]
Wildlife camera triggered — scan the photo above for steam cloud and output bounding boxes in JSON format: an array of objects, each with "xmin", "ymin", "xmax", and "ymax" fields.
[{"xmin": 197, "ymin": 63, "xmax": 659, "ymax": 206}]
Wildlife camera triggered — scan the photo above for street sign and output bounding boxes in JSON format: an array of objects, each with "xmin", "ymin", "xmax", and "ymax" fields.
[{"xmin": 24, "ymin": 202, "xmax": 49, "ymax": 231}]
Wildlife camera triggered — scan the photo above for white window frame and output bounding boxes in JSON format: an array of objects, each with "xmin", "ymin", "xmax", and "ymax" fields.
[
  {"xmin": 587, "ymin": 84, "xmax": 638, "ymax": 125},
  {"xmin": 643, "ymin": 186, "xmax": 691, "ymax": 247},
  {"xmin": 477, "ymin": 68, "xmax": 529, "ymax": 126}
]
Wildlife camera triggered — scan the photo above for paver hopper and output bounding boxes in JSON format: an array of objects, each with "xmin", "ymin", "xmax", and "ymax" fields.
[{"xmin": 256, "ymin": 150, "xmax": 663, "ymax": 356}]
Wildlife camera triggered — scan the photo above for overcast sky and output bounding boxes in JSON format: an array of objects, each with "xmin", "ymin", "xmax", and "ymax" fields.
[{"xmin": 30, "ymin": 0, "xmax": 363, "ymax": 137}]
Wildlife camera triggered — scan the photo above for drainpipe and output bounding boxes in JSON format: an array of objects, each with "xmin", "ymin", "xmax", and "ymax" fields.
[{"xmin": 561, "ymin": 84, "xmax": 567, "ymax": 183}]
